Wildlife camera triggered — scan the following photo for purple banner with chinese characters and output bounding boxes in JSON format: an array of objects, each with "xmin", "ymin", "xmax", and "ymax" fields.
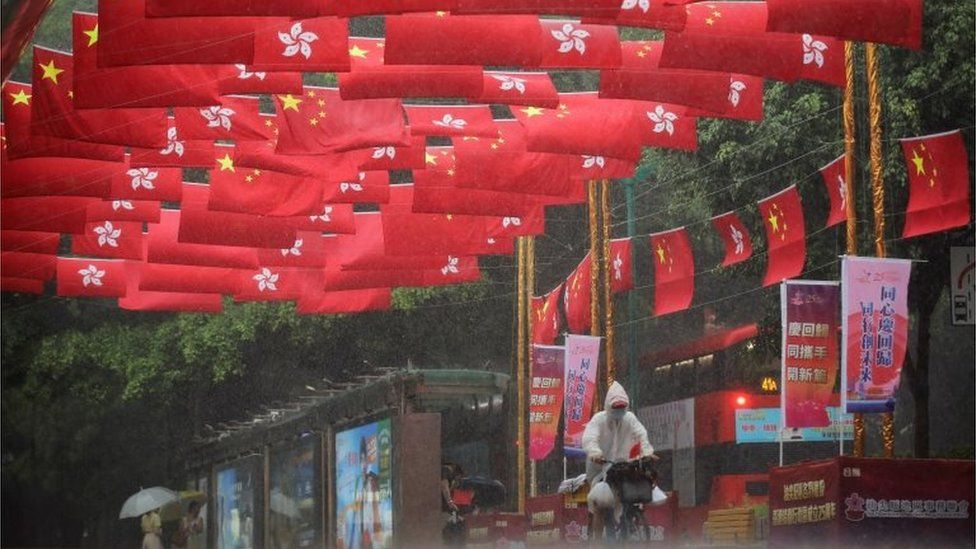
[
  {"xmin": 841, "ymin": 257, "xmax": 912, "ymax": 413},
  {"xmin": 530, "ymin": 345, "xmax": 564, "ymax": 461},
  {"xmin": 563, "ymin": 335, "xmax": 600, "ymax": 454},
  {"xmin": 781, "ymin": 281, "xmax": 840, "ymax": 428}
]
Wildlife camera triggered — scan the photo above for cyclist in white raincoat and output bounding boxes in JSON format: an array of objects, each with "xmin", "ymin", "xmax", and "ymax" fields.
[{"xmin": 581, "ymin": 381, "xmax": 654, "ymax": 539}]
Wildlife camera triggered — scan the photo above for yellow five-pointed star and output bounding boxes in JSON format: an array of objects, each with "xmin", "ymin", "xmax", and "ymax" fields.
[
  {"xmin": 910, "ymin": 148, "xmax": 926, "ymax": 175},
  {"xmin": 705, "ymin": 17, "xmax": 715, "ymax": 25},
  {"xmin": 348, "ymin": 45, "xmax": 369, "ymax": 58},
  {"xmin": 425, "ymin": 152, "xmax": 438, "ymax": 165},
  {"xmin": 9, "ymin": 89, "xmax": 31, "ymax": 106},
  {"xmin": 84, "ymin": 24, "xmax": 99, "ymax": 47},
  {"xmin": 278, "ymin": 94, "xmax": 302, "ymax": 111},
  {"xmin": 520, "ymin": 106, "xmax": 544, "ymax": 117},
  {"xmin": 656, "ymin": 244, "xmax": 666, "ymax": 263},
  {"xmin": 768, "ymin": 210, "xmax": 780, "ymax": 232},
  {"xmin": 39, "ymin": 60, "xmax": 65, "ymax": 84},
  {"xmin": 245, "ymin": 175, "xmax": 253, "ymax": 183},
  {"xmin": 217, "ymin": 153, "xmax": 235, "ymax": 172},
  {"xmin": 636, "ymin": 50, "xmax": 647, "ymax": 58}
]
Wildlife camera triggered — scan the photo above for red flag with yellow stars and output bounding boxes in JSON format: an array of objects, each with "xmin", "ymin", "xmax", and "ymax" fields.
[
  {"xmin": 56, "ymin": 257, "xmax": 127, "ymax": 297},
  {"xmin": 758, "ymin": 185, "xmax": 806, "ymax": 286},
  {"xmin": 650, "ymin": 227, "xmax": 695, "ymax": 316},
  {"xmin": 2, "ymin": 85, "xmax": 124, "ymax": 161},
  {"xmin": 766, "ymin": 0, "xmax": 922, "ymax": 50},
  {"xmin": 233, "ymin": 122, "xmax": 368, "ymax": 181},
  {"xmin": 70, "ymin": 220, "xmax": 144, "ymax": 260},
  {"xmin": 711, "ymin": 210, "xmax": 753, "ymax": 267},
  {"xmin": 818, "ymin": 154, "xmax": 848, "ymax": 228},
  {"xmin": 531, "ymin": 283, "xmax": 564, "ymax": 344},
  {"xmin": 30, "ymin": 47, "xmax": 168, "ymax": 148},
  {"xmin": 208, "ymin": 159, "xmax": 324, "ymax": 217},
  {"xmin": 251, "ymin": 17, "xmax": 350, "ymax": 72},
  {"xmin": 899, "ymin": 130, "xmax": 972, "ymax": 238},
  {"xmin": 273, "ymin": 87, "xmax": 409, "ymax": 154},
  {"xmin": 563, "ymin": 254, "xmax": 592, "ymax": 334}
]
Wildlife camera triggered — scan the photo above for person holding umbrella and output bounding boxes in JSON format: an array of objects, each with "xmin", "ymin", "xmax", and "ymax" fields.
[
  {"xmin": 119, "ymin": 486, "xmax": 179, "ymax": 549},
  {"xmin": 140, "ymin": 508, "xmax": 163, "ymax": 549}
]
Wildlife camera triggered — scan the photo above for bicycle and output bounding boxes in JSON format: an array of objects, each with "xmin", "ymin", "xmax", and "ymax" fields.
[{"xmin": 593, "ymin": 456, "xmax": 660, "ymax": 544}]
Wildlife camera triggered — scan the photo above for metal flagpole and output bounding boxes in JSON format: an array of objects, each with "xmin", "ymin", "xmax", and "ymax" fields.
[
  {"xmin": 526, "ymin": 237, "xmax": 537, "ymax": 497},
  {"xmin": 601, "ymin": 179, "xmax": 615, "ymax": 385},
  {"xmin": 516, "ymin": 237, "xmax": 527, "ymax": 513}
]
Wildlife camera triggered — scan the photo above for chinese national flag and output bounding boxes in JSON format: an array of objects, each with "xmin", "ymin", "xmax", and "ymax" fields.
[
  {"xmin": 234, "ymin": 267, "xmax": 320, "ymax": 302},
  {"xmin": 818, "ymin": 154, "xmax": 848, "ymax": 228},
  {"xmin": 1, "ymin": 251, "xmax": 57, "ymax": 280},
  {"xmin": 208, "ymin": 155, "xmax": 323, "ymax": 217},
  {"xmin": 119, "ymin": 264, "xmax": 222, "ymax": 312},
  {"xmin": 86, "ymin": 199, "xmax": 161, "ymax": 224},
  {"xmin": 2, "ymin": 87, "xmax": 124, "ymax": 162},
  {"xmin": 321, "ymin": 171, "xmax": 391, "ymax": 204},
  {"xmin": 174, "ymin": 96, "xmax": 273, "ymax": 142},
  {"xmin": 234, "ymin": 135, "xmax": 367, "ymax": 181},
  {"xmin": 56, "ymin": 257, "xmax": 127, "ymax": 297},
  {"xmin": 296, "ymin": 288, "xmax": 392, "ymax": 314},
  {"xmin": 1, "ymin": 196, "xmax": 96, "ymax": 234},
  {"xmin": 147, "ymin": 210, "xmax": 259, "ymax": 269},
  {"xmin": 900, "ymin": 130, "xmax": 972, "ymax": 238},
  {"xmin": 476, "ymin": 71, "xmax": 559, "ymax": 108},
  {"xmin": 274, "ymin": 87, "xmax": 409, "ymax": 154},
  {"xmin": 256, "ymin": 233, "xmax": 328, "ymax": 268},
  {"xmin": 758, "ymin": 185, "xmax": 806, "ymax": 286},
  {"xmin": 128, "ymin": 120, "xmax": 216, "ymax": 169},
  {"xmin": 563, "ymin": 254, "xmax": 591, "ymax": 334},
  {"xmin": 1, "ymin": 153, "xmax": 116, "ymax": 199},
  {"xmin": 31, "ymin": 48, "xmax": 168, "ymax": 148},
  {"xmin": 1, "ymin": 230, "xmax": 60, "ymax": 255},
  {"xmin": 178, "ymin": 184, "xmax": 298, "ymax": 249},
  {"xmin": 1, "ymin": 277, "xmax": 45, "ymax": 294},
  {"xmin": 96, "ymin": 0, "xmax": 269, "ymax": 66},
  {"xmin": 711, "ymin": 210, "xmax": 753, "ymax": 267},
  {"xmin": 513, "ymin": 93, "xmax": 644, "ymax": 160},
  {"xmin": 531, "ymin": 283, "xmax": 564, "ymax": 344},
  {"xmin": 138, "ymin": 262, "xmax": 245, "ymax": 294},
  {"xmin": 108, "ymin": 159, "xmax": 183, "ymax": 202},
  {"xmin": 385, "ymin": 14, "xmax": 545, "ymax": 67},
  {"xmin": 537, "ymin": 20, "xmax": 622, "ymax": 69},
  {"xmin": 70, "ymin": 220, "xmax": 144, "ymax": 260},
  {"xmin": 766, "ymin": 0, "xmax": 922, "ymax": 50},
  {"xmin": 72, "ymin": 13, "xmax": 222, "ymax": 109},
  {"xmin": 340, "ymin": 37, "xmax": 484, "ymax": 101},
  {"xmin": 405, "ymin": 105, "xmax": 498, "ymax": 137},
  {"xmin": 251, "ymin": 18, "xmax": 350, "ymax": 72},
  {"xmin": 609, "ymin": 238, "xmax": 634, "ymax": 294},
  {"xmin": 145, "ymin": 0, "xmax": 333, "ymax": 17},
  {"xmin": 650, "ymin": 227, "xmax": 695, "ymax": 315}
]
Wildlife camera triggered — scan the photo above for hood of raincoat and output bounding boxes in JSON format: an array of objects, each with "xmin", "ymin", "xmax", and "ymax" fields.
[{"xmin": 603, "ymin": 381, "xmax": 630, "ymax": 411}]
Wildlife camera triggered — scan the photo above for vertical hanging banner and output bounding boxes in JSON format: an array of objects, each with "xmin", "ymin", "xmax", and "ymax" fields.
[
  {"xmin": 529, "ymin": 345, "xmax": 565, "ymax": 461},
  {"xmin": 563, "ymin": 334, "xmax": 601, "ymax": 453},
  {"xmin": 841, "ymin": 256, "xmax": 912, "ymax": 413},
  {"xmin": 780, "ymin": 280, "xmax": 840, "ymax": 428}
]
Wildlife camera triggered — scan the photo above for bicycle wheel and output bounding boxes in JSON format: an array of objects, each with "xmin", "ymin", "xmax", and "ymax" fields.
[{"xmin": 625, "ymin": 505, "xmax": 649, "ymax": 543}]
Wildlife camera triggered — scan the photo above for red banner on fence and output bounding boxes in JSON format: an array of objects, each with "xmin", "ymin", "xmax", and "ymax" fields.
[
  {"xmin": 529, "ymin": 345, "xmax": 565, "ymax": 461},
  {"xmin": 781, "ymin": 281, "xmax": 840, "ymax": 428}
]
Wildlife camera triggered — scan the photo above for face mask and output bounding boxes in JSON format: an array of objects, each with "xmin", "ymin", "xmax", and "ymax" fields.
[{"xmin": 609, "ymin": 408, "xmax": 627, "ymax": 420}]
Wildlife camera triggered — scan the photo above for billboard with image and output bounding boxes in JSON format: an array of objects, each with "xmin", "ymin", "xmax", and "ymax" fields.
[
  {"xmin": 216, "ymin": 455, "xmax": 262, "ymax": 549},
  {"xmin": 335, "ymin": 418, "xmax": 393, "ymax": 549},
  {"xmin": 269, "ymin": 435, "xmax": 322, "ymax": 548}
]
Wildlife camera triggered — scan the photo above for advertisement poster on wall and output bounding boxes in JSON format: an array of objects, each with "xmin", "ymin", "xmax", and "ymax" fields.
[
  {"xmin": 335, "ymin": 418, "xmax": 393, "ymax": 549},
  {"xmin": 216, "ymin": 456, "xmax": 262, "ymax": 549},
  {"xmin": 638, "ymin": 398, "xmax": 696, "ymax": 507},
  {"xmin": 269, "ymin": 435, "xmax": 321, "ymax": 548}
]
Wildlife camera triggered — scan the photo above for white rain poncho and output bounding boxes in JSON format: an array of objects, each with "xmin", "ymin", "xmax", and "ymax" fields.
[{"xmin": 581, "ymin": 381, "xmax": 653, "ymax": 483}]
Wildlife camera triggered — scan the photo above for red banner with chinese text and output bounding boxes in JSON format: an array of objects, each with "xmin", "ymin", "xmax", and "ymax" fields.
[
  {"xmin": 781, "ymin": 280, "xmax": 839, "ymax": 428},
  {"xmin": 563, "ymin": 334, "xmax": 600, "ymax": 452},
  {"xmin": 530, "ymin": 345, "xmax": 564, "ymax": 461}
]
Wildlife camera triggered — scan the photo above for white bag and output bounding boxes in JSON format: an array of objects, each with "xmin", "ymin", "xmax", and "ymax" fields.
[{"xmin": 587, "ymin": 481, "xmax": 615, "ymax": 510}]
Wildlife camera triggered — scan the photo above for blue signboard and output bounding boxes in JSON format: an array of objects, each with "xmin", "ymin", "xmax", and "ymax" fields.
[{"xmin": 735, "ymin": 407, "xmax": 853, "ymax": 443}]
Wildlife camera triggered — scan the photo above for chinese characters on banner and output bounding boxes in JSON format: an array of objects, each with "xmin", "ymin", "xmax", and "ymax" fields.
[
  {"xmin": 841, "ymin": 257, "xmax": 912, "ymax": 413},
  {"xmin": 529, "ymin": 345, "xmax": 565, "ymax": 460},
  {"xmin": 563, "ymin": 334, "xmax": 600, "ymax": 452},
  {"xmin": 780, "ymin": 281, "xmax": 839, "ymax": 428}
]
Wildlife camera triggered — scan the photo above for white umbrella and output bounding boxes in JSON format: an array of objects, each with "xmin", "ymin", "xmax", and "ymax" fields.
[{"xmin": 119, "ymin": 486, "xmax": 180, "ymax": 519}]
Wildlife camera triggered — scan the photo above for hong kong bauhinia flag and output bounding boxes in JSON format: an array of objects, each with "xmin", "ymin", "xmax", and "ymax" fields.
[
  {"xmin": 765, "ymin": 0, "xmax": 923, "ymax": 50},
  {"xmin": 650, "ymin": 227, "xmax": 695, "ymax": 315},
  {"xmin": 899, "ymin": 130, "xmax": 972, "ymax": 238},
  {"xmin": 819, "ymin": 154, "xmax": 848, "ymax": 228},
  {"xmin": 609, "ymin": 238, "xmax": 634, "ymax": 294},
  {"xmin": 711, "ymin": 210, "xmax": 753, "ymax": 267},
  {"xmin": 531, "ymin": 283, "xmax": 564, "ymax": 344},
  {"xmin": 56, "ymin": 257, "xmax": 127, "ymax": 297},
  {"xmin": 758, "ymin": 185, "xmax": 806, "ymax": 286}
]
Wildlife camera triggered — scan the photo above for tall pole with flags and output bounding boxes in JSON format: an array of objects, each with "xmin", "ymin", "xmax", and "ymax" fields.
[
  {"xmin": 601, "ymin": 179, "xmax": 615, "ymax": 386},
  {"xmin": 526, "ymin": 236, "xmax": 537, "ymax": 497},
  {"xmin": 515, "ymin": 236, "xmax": 528, "ymax": 513}
]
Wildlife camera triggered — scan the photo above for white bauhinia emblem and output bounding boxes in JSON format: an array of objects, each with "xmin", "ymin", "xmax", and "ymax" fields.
[
  {"xmin": 280, "ymin": 238, "xmax": 303, "ymax": 256},
  {"xmin": 647, "ymin": 105, "xmax": 678, "ymax": 136},
  {"xmin": 441, "ymin": 256, "xmax": 460, "ymax": 275},
  {"xmin": 837, "ymin": 175, "xmax": 847, "ymax": 210},
  {"xmin": 340, "ymin": 172, "xmax": 366, "ymax": 193},
  {"xmin": 309, "ymin": 206, "xmax": 333, "ymax": 223},
  {"xmin": 491, "ymin": 74, "xmax": 527, "ymax": 94},
  {"xmin": 78, "ymin": 264, "xmax": 105, "ymax": 287},
  {"xmin": 127, "ymin": 167, "xmax": 158, "ymax": 191},
  {"xmin": 621, "ymin": 0, "xmax": 650, "ymax": 13},
  {"xmin": 234, "ymin": 64, "xmax": 266, "ymax": 80},
  {"xmin": 582, "ymin": 155, "xmax": 606, "ymax": 169},
  {"xmin": 551, "ymin": 23, "xmax": 590, "ymax": 55},
  {"xmin": 279, "ymin": 21, "xmax": 318, "ymax": 60},
  {"xmin": 802, "ymin": 34, "xmax": 827, "ymax": 68},
  {"xmin": 253, "ymin": 268, "xmax": 279, "ymax": 292},
  {"xmin": 487, "ymin": 237, "xmax": 497, "ymax": 245},
  {"xmin": 432, "ymin": 114, "xmax": 467, "ymax": 130},
  {"xmin": 502, "ymin": 217, "xmax": 522, "ymax": 228},
  {"xmin": 372, "ymin": 146, "xmax": 396, "ymax": 160},
  {"xmin": 729, "ymin": 79, "xmax": 746, "ymax": 107},
  {"xmin": 200, "ymin": 106, "xmax": 236, "ymax": 131},
  {"xmin": 159, "ymin": 126, "xmax": 185, "ymax": 157},
  {"xmin": 730, "ymin": 224, "xmax": 745, "ymax": 255},
  {"xmin": 93, "ymin": 221, "xmax": 121, "ymax": 248},
  {"xmin": 112, "ymin": 200, "xmax": 134, "ymax": 211},
  {"xmin": 613, "ymin": 252, "xmax": 623, "ymax": 281}
]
